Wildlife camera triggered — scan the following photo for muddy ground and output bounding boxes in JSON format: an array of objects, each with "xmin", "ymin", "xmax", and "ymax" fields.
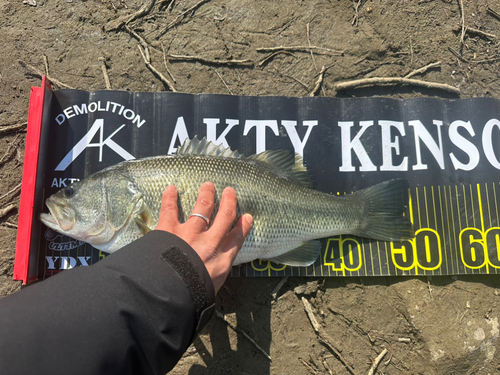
[{"xmin": 2, "ymin": 0, "xmax": 500, "ymax": 374}]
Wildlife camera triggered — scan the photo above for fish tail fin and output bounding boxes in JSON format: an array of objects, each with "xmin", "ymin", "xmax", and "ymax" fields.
[{"xmin": 355, "ymin": 179, "xmax": 414, "ymax": 241}]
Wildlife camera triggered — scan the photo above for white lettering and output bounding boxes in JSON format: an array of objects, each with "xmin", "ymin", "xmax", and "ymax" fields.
[
  {"xmin": 73, "ymin": 103, "xmax": 87, "ymax": 116},
  {"xmin": 123, "ymin": 109, "xmax": 135, "ymax": 120},
  {"xmin": 88, "ymin": 102, "xmax": 97, "ymax": 112},
  {"xmin": 482, "ymin": 119, "xmax": 500, "ymax": 169},
  {"xmin": 410, "ymin": 120, "xmax": 444, "ymax": 170},
  {"xmin": 133, "ymin": 114, "xmax": 146, "ymax": 128},
  {"xmin": 55, "ymin": 114, "xmax": 65, "ymax": 125},
  {"xmin": 98, "ymin": 101, "xmax": 106, "ymax": 111},
  {"xmin": 379, "ymin": 120, "xmax": 408, "ymax": 171},
  {"xmin": 60, "ymin": 257, "xmax": 77, "ymax": 270},
  {"xmin": 63, "ymin": 107, "xmax": 75, "ymax": 119},
  {"xmin": 205, "ymin": 118, "xmax": 239, "ymax": 148},
  {"xmin": 77, "ymin": 256, "xmax": 91, "ymax": 266},
  {"xmin": 110, "ymin": 102, "xmax": 121, "ymax": 113},
  {"xmin": 168, "ymin": 116, "xmax": 189, "ymax": 154},
  {"xmin": 281, "ymin": 120, "xmax": 318, "ymax": 156},
  {"xmin": 46, "ymin": 256, "xmax": 59, "ymax": 270},
  {"xmin": 339, "ymin": 121, "xmax": 377, "ymax": 172},
  {"xmin": 449, "ymin": 120, "xmax": 480, "ymax": 171},
  {"xmin": 243, "ymin": 120, "xmax": 279, "ymax": 154}
]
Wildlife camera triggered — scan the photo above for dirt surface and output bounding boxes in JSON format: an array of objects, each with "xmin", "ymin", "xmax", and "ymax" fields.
[{"xmin": 2, "ymin": 0, "xmax": 500, "ymax": 373}]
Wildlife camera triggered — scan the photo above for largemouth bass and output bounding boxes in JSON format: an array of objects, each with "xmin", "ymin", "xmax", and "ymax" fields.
[{"xmin": 40, "ymin": 137, "xmax": 413, "ymax": 266}]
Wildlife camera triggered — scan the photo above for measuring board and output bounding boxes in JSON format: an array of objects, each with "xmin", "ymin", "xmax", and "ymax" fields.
[
  {"xmin": 14, "ymin": 80, "xmax": 500, "ymax": 283},
  {"xmin": 236, "ymin": 183, "xmax": 500, "ymax": 277}
]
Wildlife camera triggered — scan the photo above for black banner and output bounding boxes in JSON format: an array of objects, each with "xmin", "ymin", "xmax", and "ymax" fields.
[{"xmin": 32, "ymin": 89, "xmax": 500, "ymax": 278}]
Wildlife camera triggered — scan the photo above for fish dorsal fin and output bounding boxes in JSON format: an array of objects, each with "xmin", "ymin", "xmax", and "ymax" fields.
[
  {"xmin": 176, "ymin": 136, "xmax": 243, "ymax": 159},
  {"xmin": 177, "ymin": 137, "xmax": 313, "ymax": 188},
  {"xmin": 248, "ymin": 150, "xmax": 313, "ymax": 189}
]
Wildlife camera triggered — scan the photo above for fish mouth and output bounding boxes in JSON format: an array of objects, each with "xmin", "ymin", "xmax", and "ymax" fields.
[{"xmin": 39, "ymin": 198, "xmax": 75, "ymax": 232}]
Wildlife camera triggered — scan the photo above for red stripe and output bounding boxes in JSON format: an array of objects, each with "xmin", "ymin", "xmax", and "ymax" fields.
[{"xmin": 13, "ymin": 76, "xmax": 51, "ymax": 283}]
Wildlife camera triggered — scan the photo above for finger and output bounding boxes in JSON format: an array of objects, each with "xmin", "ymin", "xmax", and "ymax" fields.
[
  {"xmin": 188, "ymin": 182, "xmax": 215, "ymax": 231},
  {"xmin": 219, "ymin": 214, "xmax": 253, "ymax": 263},
  {"xmin": 210, "ymin": 187, "xmax": 238, "ymax": 239},
  {"xmin": 155, "ymin": 185, "xmax": 179, "ymax": 230}
]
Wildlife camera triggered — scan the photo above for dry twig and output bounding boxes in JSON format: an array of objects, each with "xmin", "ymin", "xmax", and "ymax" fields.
[
  {"xmin": 0, "ymin": 183, "xmax": 22, "ymax": 203},
  {"xmin": 284, "ymin": 74, "xmax": 309, "ymax": 91},
  {"xmin": 0, "ymin": 123, "xmax": 27, "ymax": 135},
  {"xmin": 160, "ymin": 41, "xmax": 177, "ymax": 83},
  {"xmin": 42, "ymin": 55, "xmax": 49, "ymax": 76},
  {"xmin": 1, "ymin": 221, "xmax": 17, "ymax": 229},
  {"xmin": 404, "ymin": 61, "xmax": 441, "ymax": 78},
  {"xmin": 309, "ymin": 65, "xmax": 334, "ymax": 97},
  {"xmin": 322, "ymin": 357, "xmax": 334, "ymax": 375},
  {"xmin": 0, "ymin": 204, "xmax": 17, "ymax": 219},
  {"xmin": 216, "ymin": 311, "xmax": 271, "ymax": 361},
  {"xmin": 302, "ymin": 297, "xmax": 358, "ymax": 375},
  {"xmin": 0, "ymin": 135, "xmax": 21, "ymax": 165},
  {"xmin": 257, "ymin": 51, "xmax": 296, "ymax": 67},
  {"xmin": 156, "ymin": 0, "xmax": 211, "ymax": 38},
  {"xmin": 256, "ymin": 46, "xmax": 343, "ymax": 55},
  {"xmin": 137, "ymin": 45, "xmax": 176, "ymax": 91},
  {"xmin": 335, "ymin": 77, "xmax": 460, "ymax": 94},
  {"xmin": 460, "ymin": 26, "xmax": 497, "ymax": 40},
  {"xmin": 105, "ymin": 0, "xmax": 156, "ymax": 31},
  {"xmin": 487, "ymin": 6, "xmax": 500, "ymax": 21},
  {"xmin": 459, "ymin": 0, "xmax": 466, "ymax": 46},
  {"xmin": 167, "ymin": 53, "xmax": 254, "ymax": 66},
  {"xmin": 98, "ymin": 57, "xmax": 112, "ymax": 90},
  {"xmin": 126, "ymin": 26, "xmax": 176, "ymax": 91},
  {"xmin": 271, "ymin": 276, "xmax": 289, "ymax": 300},
  {"xmin": 367, "ymin": 348, "xmax": 388, "ymax": 375},
  {"xmin": 448, "ymin": 46, "xmax": 468, "ymax": 63},
  {"xmin": 299, "ymin": 358, "xmax": 319, "ymax": 375},
  {"xmin": 215, "ymin": 70, "xmax": 233, "ymax": 95},
  {"xmin": 19, "ymin": 61, "xmax": 75, "ymax": 89},
  {"xmin": 306, "ymin": 23, "xmax": 318, "ymax": 72},
  {"xmin": 352, "ymin": 0, "xmax": 362, "ymax": 26}
]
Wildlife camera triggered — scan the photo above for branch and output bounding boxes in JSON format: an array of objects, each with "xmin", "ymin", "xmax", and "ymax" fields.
[
  {"xmin": 334, "ymin": 77, "xmax": 459, "ymax": 94},
  {"xmin": 0, "ymin": 123, "xmax": 27, "ymax": 135},
  {"xmin": 156, "ymin": 0, "xmax": 211, "ymax": 38},
  {"xmin": 105, "ymin": 0, "xmax": 156, "ymax": 32},
  {"xmin": 302, "ymin": 297, "xmax": 359, "ymax": 375},
  {"xmin": 19, "ymin": 61, "xmax": 75, "ymax": 89},
  {"xmin": 256, "ymin": 45, "xmax": 343, "ymax": 55},
  {"xmin": 167, "ymin": 53, "xmax": 254, "ymax": 66}
]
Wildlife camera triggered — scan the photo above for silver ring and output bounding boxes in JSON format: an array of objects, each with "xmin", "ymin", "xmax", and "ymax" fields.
[{"xmin": 189, "ymin": 213, "xmax": 210, "ymax": 227}]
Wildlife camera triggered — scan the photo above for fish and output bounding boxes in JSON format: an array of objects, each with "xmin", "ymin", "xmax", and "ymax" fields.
[{"xmin": 40, "ymin": 137, "xmax": 414, "ymax": 266}]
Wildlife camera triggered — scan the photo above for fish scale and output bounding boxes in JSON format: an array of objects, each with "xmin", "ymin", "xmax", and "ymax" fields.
[{"xmin": 40, "ymin": 137, "xmax": 414, "ymax": 266}]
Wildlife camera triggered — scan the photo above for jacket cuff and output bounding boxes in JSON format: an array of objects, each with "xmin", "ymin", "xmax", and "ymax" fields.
[{"xmin": 150, "ymin": 230, "xmax": 216, "ymax": 332}]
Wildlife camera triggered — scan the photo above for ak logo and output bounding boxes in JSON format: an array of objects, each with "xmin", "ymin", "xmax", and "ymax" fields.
[{"xmin": 55, "ymin": 119, "xmax": 135, "ymax": 171}]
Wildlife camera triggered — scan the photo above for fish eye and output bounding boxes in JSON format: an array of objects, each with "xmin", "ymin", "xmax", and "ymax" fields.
[{"xmin": 63, "ymin": 186, "xmax": 75, "ymax": 198}]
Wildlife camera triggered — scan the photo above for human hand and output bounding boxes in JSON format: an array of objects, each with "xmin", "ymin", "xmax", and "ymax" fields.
[{"xmin": 155, "ymin": 182, "xmax": 253, "ymax": 293}]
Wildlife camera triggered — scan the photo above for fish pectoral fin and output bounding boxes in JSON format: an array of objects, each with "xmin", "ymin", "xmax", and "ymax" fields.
[
  {"xmin": 134, "ymin": 214, "xmax": 152, "ymax": 235},
  {"xmin": 265, "ymin": 240, "xmax": 321, "ymax": 267},
  {"xmin": 134, "ymin": 204, "xmax": 155, "ymax": 235}
]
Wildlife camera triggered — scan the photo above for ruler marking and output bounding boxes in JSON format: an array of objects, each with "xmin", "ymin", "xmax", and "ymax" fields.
[
  {"xmin": 444, "ymin": 186, "xmax": 454, "ymax": 273},
  {"xmin": 477, "ymin": 184, "xmax": 489, "ymax": 274},
  {"xmin": 494, "ymin": 183, "xmax": 499, "ymax": 227},
  {"xmin": 486, "ymin": 183, "xmax": 492, "ymax": 229},
  {"xmin": 438, "ymin": 186, "xmax": 449, "ymax": 275},
  {"xmin": 453, "ymin": 186, "xmax": 461, "ymax": 273}
]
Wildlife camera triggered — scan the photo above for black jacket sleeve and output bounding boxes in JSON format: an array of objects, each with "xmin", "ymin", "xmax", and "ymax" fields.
[{"xmin": 0, "ymin": 230, "xmax": 215, "ymax": 375}]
